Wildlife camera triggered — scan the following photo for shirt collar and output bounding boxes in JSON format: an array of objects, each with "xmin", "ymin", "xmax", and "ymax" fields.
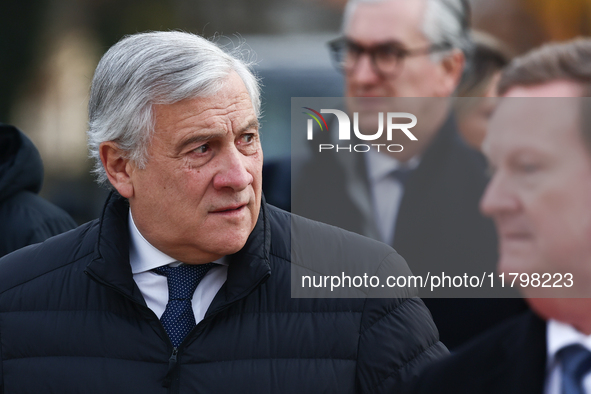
[
  {"xmin": 128, "ymin": 209, "xmax": 227, "ymax": 274},
  {"xmin": 547, "ymin": 319, "xmax": 591, "ymax": 368},
  {"xmin": 365, "ymin": 151, "xmax": 421, "ymax": 183}
]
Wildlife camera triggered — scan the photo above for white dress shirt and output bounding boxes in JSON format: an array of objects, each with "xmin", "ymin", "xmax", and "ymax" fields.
[
  {"xmin": 128, "ymin": 211, "xmax": 228, "ymax": 323},
  {"xmin": 545, "ymin": 319, "xmax": 591, "ymax": 394},
  {"xmin": 365, "ymin": 152, "xmax": 420, "ymax": 244}
]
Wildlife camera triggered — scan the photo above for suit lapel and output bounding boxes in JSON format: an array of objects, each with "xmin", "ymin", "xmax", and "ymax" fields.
[{"xmin": 482, "ymin": 311, "xmax": 547, "ymax": 394}]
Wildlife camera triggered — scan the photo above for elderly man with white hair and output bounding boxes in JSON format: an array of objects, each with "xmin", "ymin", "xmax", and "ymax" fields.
[{"xmin": 0, "ymin": 31, "xmax": 445, "ymax": 393}]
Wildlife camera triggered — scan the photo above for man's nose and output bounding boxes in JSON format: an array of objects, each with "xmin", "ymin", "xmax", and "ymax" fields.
[
  {"xmin": 349, "ymin": 53, "xmax": 381, "ymax": 86},
  {"xmin": 213, "ymin": 147, "xmax": 253, "ymax": 191},
  {"xmin": 479, "ymin": 172, "xmax": 519, "ymax": 218}
]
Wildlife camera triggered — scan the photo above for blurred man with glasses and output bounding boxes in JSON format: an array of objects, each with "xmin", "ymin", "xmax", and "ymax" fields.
[
  {"xmin": 329, "ymin": 0, "xmax": 463, "ymax": 99},
  {"xmin": 293, "ymin": 0, "xmax": 526, "ymax": 350}
]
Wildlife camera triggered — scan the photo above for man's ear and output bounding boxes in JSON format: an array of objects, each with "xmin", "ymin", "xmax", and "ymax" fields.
[
  {"xmin": 437, "ymin": 49, "xmax": 465, "ymax": 97},
  {"xmin": 99, "ymin": 141, "xmax": 135, "ymax": 198}
]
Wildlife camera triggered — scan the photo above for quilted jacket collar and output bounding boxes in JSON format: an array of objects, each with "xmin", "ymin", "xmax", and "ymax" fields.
[{"xmin": 85, "ymin": 192, "xmax": 272, "ymax": 309}]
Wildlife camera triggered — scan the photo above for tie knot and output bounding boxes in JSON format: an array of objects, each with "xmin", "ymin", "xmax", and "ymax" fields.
[
  {"xmin": 559, "ymin": 344, "xmax": 591, "ymax": 394},
  {"xmin": 154, "ymin": 263, "xmax": 215, "ymax": 300},
  {"xmin": 390, "ymin": 167, "xmax": 412, "ymax": 185}
]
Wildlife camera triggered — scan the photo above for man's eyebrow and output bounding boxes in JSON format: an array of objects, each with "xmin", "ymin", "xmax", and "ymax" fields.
[
  {"xmin": 177, "ymin": 133, "xmax": 223, "ymax": 151},
  {"xmin": 346, "ymin": 37, "xmax": 406, "ymax": 49},
  {"xmin": 176, "ymin": 119, "xmax": 260, "ymax": 151},
  {"xmin": 240, "ymin": 119, "xmax": 260, "ymax": 132}
]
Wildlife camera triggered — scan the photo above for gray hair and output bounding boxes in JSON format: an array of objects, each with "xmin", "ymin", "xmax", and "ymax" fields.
[
  {"xmin": 342, "ymin": 0, "xmax": 471, "ymax": 58},
  {"xmin": 87, "ymin": 31, "xmax": 261, "ymax": 188}
]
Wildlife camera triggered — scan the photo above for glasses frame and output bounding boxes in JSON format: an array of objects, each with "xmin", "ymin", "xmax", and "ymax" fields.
[{"xmin": 328, "ymin": 37, "xmax": 452, "ymax": 77}]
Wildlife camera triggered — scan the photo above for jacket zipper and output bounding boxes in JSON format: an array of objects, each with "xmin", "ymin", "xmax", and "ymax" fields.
[
  {"xmin": 163, "ymin": 347, "xmax": 178, "ymax": 388},
  {"xmin": 85, "ymin": 269, "xmax": 271, "ymax": 393}
]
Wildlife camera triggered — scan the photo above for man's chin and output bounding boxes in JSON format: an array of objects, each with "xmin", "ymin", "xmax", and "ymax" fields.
[
  {"xmin": 210, "ymin": 231, "xmax": 251, "ymax": 256},
  {"xmin": 525, "ymin": 298, "xmax": 591, "ymax": 329},
  {"xmin": 185, "ymin": 242, "xmax": 245, "ymax": 264}
]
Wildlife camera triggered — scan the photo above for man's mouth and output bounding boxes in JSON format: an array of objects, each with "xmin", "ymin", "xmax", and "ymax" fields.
[{"xmin": 211, "ymin": 204, "xmax": 247, "ymax": 214}]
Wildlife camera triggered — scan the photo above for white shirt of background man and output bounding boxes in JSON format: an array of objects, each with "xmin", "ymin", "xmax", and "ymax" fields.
[
  {"xmin": 366, "ymin": 151, "xmax": 420, "ymax": 245},
  {"xmin": 545, "ymin": 319, "xmax": 591, "ymax": 394}
]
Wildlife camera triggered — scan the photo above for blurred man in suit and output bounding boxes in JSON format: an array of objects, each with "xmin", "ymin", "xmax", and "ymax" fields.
[
  {"xmin": 413, "ymin": 38, "xmax": 591, "ymax": 394},
  {"xmin": 293, "ymin": 0, "xmax": 526, "ymax": 349}
]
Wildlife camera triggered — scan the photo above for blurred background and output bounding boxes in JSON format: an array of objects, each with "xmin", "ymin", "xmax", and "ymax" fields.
[{"xmin": 1, "ymin": 0, "xmax": 591, "ymax": 223}]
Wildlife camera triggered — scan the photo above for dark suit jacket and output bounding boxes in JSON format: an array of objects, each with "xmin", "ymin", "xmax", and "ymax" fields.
[
  {"xmin": 412, "ymin": 310, "xmax": 547, "ymax": 394},
  {"xmin": 292, "ymin": 115, "xmax": 527, "ymax": 349}
]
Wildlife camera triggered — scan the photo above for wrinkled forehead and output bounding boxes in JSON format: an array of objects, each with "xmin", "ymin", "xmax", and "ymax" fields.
[{"xmin": 345, "ymin": 0, "xmax": 427, "ymax": 44}]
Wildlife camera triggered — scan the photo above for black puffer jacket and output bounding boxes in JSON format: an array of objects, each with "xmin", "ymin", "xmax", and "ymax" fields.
[
  {"xmin": 0, "ymin": 124, "xmax": 77, "ymax": 257},
  {"xmin": 0, "ymin": 193, "xmax": 447, "ymax": 393}
]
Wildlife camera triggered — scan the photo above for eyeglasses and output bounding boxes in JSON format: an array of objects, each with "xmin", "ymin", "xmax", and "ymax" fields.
[{"xmin": 328, "ymin": 37, "xmax": 452, "ymax": 77}]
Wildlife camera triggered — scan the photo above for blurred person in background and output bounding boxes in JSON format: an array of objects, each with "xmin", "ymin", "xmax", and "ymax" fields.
[
  {"xmin": 455, "ymin": 30, "xmax": 512, "ymax": 150},
  {"xmin": 413, "ymin": 38, "xmax": 591, "ymax": 394},
  {"xmin": 0, "ymin": 123, "xmax": 76, "ymax": 258},
  {"xmin": 293, "ymin": 0, "xmax": 526, "ymax": 350}
]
